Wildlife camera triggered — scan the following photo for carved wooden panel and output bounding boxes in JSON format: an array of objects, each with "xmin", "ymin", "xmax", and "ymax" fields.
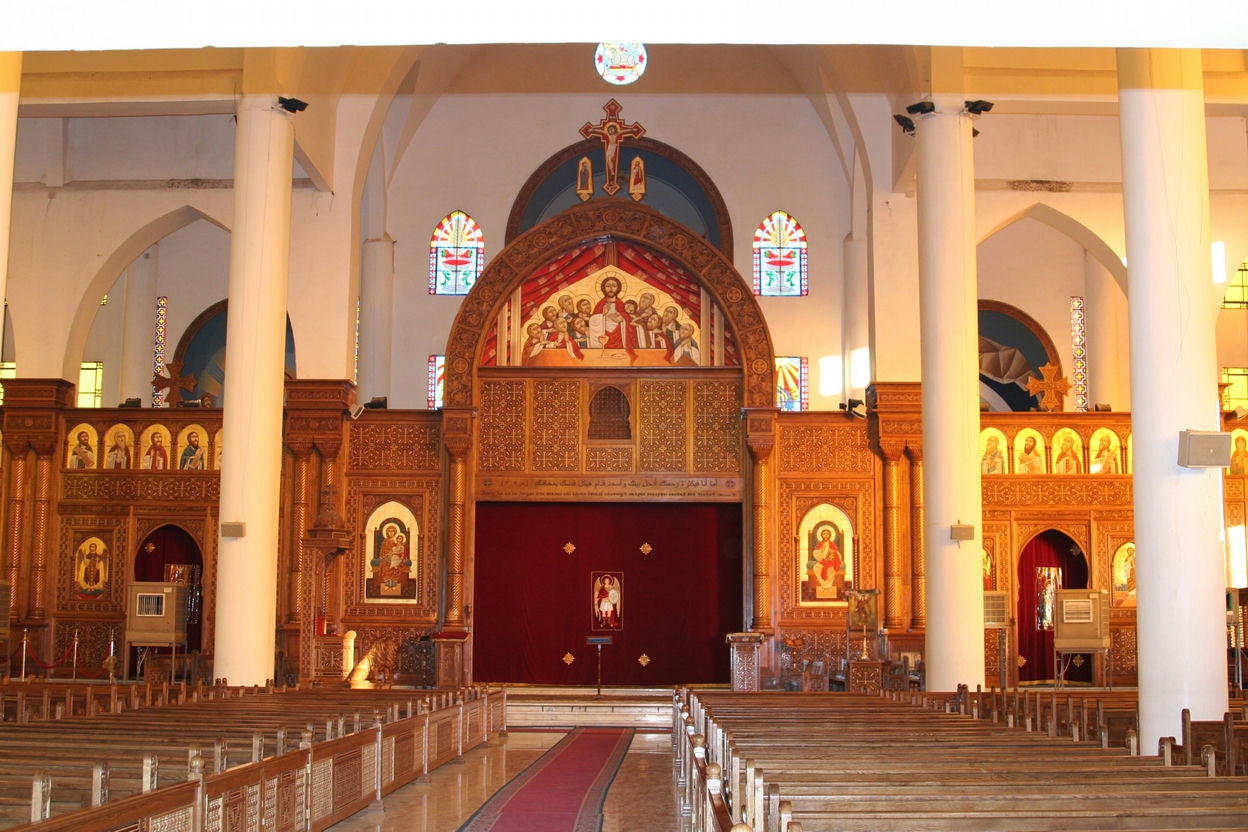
[
  {"xmin": 348, "ymin": 422, "xmax": 441, "ymax": 472},
  {"xmin": 343, "ymin": 479, "xmax": 441, "ymax": 621},
  {"xmin": 531, "ymin": 381, "xmax": 579, "ymax": 472},
  {"xmin": 63, "ymin": 474, "xmax": 220, "ymax": 503},
  {"xmin": 779, "ymin": 480, "xmax": 876, "ymax": 622},
  {"xmin": 778, "ymin": 629, "xmax": 849, "ymax": 667},
  {"xmin": 638, "ymin": 380, "xmax": 687, "ymax": 472},
  {"xmin": 694, "ymin": 380, "xmax": 742, "ymax": 473},
  {"xmin": 55, "ymin": 513, "xmax": 128, "ymax": 613},
  {"xmin": 983, "ymin": 479, "xmax": 1132, "ymax": 506},
  {"xmin": 478, "ymin": 381, "xmax": 526, "ymax": 472},
  {"xmin": 779, "ymin": 422, "xmax": 874, "ymax": 475},
  {"xmin": 1112, "ymin": 626, "xmax": 1138, "ymax": 674},
  {"xmin": 586, "ymin": 447, "xmax": 634, "ymax": 472}
]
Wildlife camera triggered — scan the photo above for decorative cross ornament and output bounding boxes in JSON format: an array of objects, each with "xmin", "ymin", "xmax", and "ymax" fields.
[
  {"xmin": 1025, "ymin": 362, "xmax": 1072, "ymax": 412},
  {"xmin": 580, "ymin": 99, "xmax": 646, "ymax": 196},
  {"xmin": 151, "ymin": 359, "xmax": 196, "ymax": 406}
]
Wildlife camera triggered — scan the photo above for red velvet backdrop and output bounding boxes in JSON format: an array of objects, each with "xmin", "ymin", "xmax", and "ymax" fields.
[
  {"xmin": 1016, "ymin": 530, "xmax": 1090, "ymax": 683},
  {"xmin": 472, "ymin": 502, "xmax": 743, "ymax": 686}
]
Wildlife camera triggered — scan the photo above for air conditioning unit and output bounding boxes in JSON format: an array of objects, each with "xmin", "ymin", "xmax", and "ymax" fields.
[
  {"xmin": 125, "ymin": 582, "xmax": 188, "ymax": 644},
  {"xmin": 1053, "ymin": 589, "xmax": 1110, "ymax": 651},
  {"xmin": 983, "ymin": 590, "xmax": 1009, "ymax": 629}
]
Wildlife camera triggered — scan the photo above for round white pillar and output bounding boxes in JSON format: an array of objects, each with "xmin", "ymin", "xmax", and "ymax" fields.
[
  {"xmin": 214, "ymin": 95, "xmax": 296, "ymax": 686},
  {"xmin": 0, "ymin": 53, "xmax": 21, "ymax": 354},
  {"xmin": 916, "ymin": 101, "xmax": 986, "ymax": 691},
  {"xmin": 357, "ymin": 235, "xmax": 395, "ymax": 400},
  {"xmin": 1118, "ymin": 48, "xmax": 1227, "ymax": 746}
]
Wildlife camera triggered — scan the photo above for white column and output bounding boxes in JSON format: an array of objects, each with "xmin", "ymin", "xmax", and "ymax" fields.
[
  {"xmin": 842, "ymin": 232, "xmax": 869, "ymax": 402},
  {"xmin": 119, "ymin": 248, "xmax": 158, "ymax": 404},
  {"xmin": 917, "ymin": 100, "xmax": 986, "ymax": 691},
  {"xmin": 1118, "ymin": 48, "xmax": 1227, "ymax": 746},
  {"xmin": 215, "ymin": 95, "xmax": 295, "ymax": 686},
  {"xmin": 357, "ymin": 234, "xmax": 394, "ymax": 400},
  {"xmin": 1084, "ymin": 252, "xmax": 1129, "ymax": 411},
  {"xmin": 0, "ymin": 54, "xmax": 21, "ymax": 355}
]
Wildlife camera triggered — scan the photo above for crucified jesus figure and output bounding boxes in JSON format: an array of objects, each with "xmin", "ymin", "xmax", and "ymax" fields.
[{"xmin": 580, "ymin": 99, "xmax": 645, "ymax": 196}]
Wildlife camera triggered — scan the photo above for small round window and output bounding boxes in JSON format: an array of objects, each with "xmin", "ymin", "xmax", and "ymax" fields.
[{"xmin": 595, "ymin": 43, "xmax": 647, "ymax": 86}]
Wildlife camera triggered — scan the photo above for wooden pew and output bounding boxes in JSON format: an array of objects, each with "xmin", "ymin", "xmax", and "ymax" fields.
[{"xmin": 678, "ymin": 689, "xmax": 1248, "ymax": 832}]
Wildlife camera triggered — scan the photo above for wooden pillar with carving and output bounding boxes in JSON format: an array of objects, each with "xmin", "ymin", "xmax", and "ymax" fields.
[
  {"xmin": 744, "ymin": 409, "xmax": 776, "ymax": 633},
  {"xmin": 868, "ymin": 382, "xmax": 922, "ymax": 632},
  {"xmin": 909, "ymin": 448, "xmax": 927, "ymax": 629},
  {"xmin": 879, "ymin": 445, "xmax": 907, "ymax": 630},
  {"xmin": 2, "ymin": 380, "xmax": 74, "ymax": 627},
  {"xmin": 438, "ymin": 407, "xmax": 474, "ymax": 687},
  {"xmin": 284, "ymin": 380, "xmax": 352, "ymax": 678}
]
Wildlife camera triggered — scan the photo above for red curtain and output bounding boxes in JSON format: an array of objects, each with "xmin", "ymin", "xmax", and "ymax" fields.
[
  {"xmin": 1016, "ymin": 530, "xmax": 1089, "ymax": 683},
  {"xmin": 472, "ymin": 502, "xmax": 743, "ymax": 685}
]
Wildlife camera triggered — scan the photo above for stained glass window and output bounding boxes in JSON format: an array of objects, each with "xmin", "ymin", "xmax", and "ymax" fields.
[
  {"xmin": 594, "ymin": 43, "xmax": 647, "ymax": 86},
  {"xmin": 152, "ymin": 296, "xmax": 168, "ymax": 407},
  {"xmin": 428, "ymin": 355, "xmax": 445, "ymax": 410},
  {"xmin": 753, "ymin": 211, "xmax": 808, "ymax": 296},
  {"xmin": 428, "ymin": 211, "xmax": 484, "ymax": 295},
  {"xmin": 775, "ymin": 356, "xmax": 808, "ymax": 411},
  {"xmin": 78, "ymin": 361, "xmax": 104, "ymax": 408},
  {"xmin": 1070, "ymin": 296, "xmax": 1087, "ymax": 412},
  {"xmin": 1222, "ymin": 259, "xmax": 1248, "ymax": 308}
]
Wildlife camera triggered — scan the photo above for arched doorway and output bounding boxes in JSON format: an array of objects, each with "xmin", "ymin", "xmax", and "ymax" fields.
[
  {"xmin": 1016, "ymin": 530, "xmax": 1091, "ymax": 684},
  {"xmin": 133, "ymin": 525, "xmax": 204, "ymax": 676}
]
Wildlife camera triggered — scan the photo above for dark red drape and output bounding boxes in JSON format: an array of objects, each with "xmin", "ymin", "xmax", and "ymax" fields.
[
  {"xmin": 1016, "ymin": 530, "xmax": 1089, "ymax": 683},
  {"xmin": 472, "ymin": 502, "xmax": 743, "ymax": 686}
]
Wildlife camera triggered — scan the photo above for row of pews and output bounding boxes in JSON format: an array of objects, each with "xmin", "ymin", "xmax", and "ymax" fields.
[
  {"xmin": 0, "ymin": 677, "xmax": 506, "ymax": 831},
  {"xmin": 674, "ymin": 687, "xmax": 1248, "ymax": 832}
]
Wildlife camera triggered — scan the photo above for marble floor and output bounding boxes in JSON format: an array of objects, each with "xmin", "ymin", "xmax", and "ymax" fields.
[{"xmin": 326, "ymin": 730, "xmax": 689, "ymax": 832}]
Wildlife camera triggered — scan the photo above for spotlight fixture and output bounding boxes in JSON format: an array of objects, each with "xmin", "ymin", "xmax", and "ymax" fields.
[
  {"xmin": 840, "ymin": 398, "xmax": 867, "ymax": 419},
  {"xmin": 964, "ymin": 99, "xmax": 994, "ymax": 115},
  {"xmin": 363, "ymin": 396, "xmax": 388, "ymax": 410},
  {"xmin": 905, "ymin": 100, "xmax": 936, "ymax": 116},
  {"xmin": 118, "ymin": 397, "xmax": 142, "ymax": 408},
  {"xmin": 277, "ymin": 96, "xmax": 308, "ymax": 113},
  {"xmin": 892, "ymin": 114, "xmax": 915, "ymax": 134}
]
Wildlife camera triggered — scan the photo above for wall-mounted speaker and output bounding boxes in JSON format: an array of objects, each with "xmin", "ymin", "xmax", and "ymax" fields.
[{"xmin": 1177, "ymin": 429, "xmax": 1232, "ymax": 468}]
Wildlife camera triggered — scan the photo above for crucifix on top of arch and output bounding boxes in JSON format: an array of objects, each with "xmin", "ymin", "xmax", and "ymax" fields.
[{"xmin": 580, "ymin": 99, "xmax": 645, "ymax": 197}]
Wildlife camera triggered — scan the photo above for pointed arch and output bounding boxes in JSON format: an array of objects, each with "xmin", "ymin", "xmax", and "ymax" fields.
[
  {"xmin": 980, "ymin": 202, "xmax": 1127, "ymax": 294},
  {"xmin": 443, "ymin": 200, "xmax": 775, "ymax": 409},
  {"xmin": 62, "ymin": 205, "xmax": 229, "ymax": 381}
]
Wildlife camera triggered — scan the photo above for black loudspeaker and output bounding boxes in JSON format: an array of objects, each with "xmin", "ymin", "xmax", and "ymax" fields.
[{"xmin": 1177, "ymin": 430, "xmax": 1232, "ymax": 468}]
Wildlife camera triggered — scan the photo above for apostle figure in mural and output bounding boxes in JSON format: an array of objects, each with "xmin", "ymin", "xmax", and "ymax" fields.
[
  {"xmin": 1016, "ymin": 435, "xmax": 1044, "ymax": 474},
  {"xmin": 1233, "ymin": 435, "xmax": 1248, "ymax": 476},
  {"xmin": 143, "ymin": 432, "xmax": 169, "ymax": 469},
  {"xmin": 69, "ymin": 431, "xmax": 95, "ymax": 468},
  {"xmin": 1091, "ymin": 434, "xmax": 1119, "ymax": 474},
  {"xmin": 75, "ymin": 540, "xmax": 108, "ymax": 599},
  {"xmin": 593, "ymin": 573, "xmax": 622, "ymax": 629},
  {"xmin": 180, "ymin": 431, "xmax": 206, "ymax": 470},
  {"xmin": 980, "ymin": 434, "xmax": 1005, "ymax": 474},
  {"xmin": 104, "ymin": 429, "xmax": 131, "ymax": 469},
  {"xmin": 1054, "ymin": 433, "xmax": 1082, "ymax": 474}
]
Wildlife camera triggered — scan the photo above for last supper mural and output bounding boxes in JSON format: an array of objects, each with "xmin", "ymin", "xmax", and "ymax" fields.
[{"xmin": 481, "ymin": 240, "xmax": 739, "ymax": 369}]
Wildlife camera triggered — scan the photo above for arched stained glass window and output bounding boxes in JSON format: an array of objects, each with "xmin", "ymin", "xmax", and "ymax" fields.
[
  {"xmin": 753, "ymin": 211, "xmax": 808, "ymax": 296},
  {"xmin": 429, "ymin": 211, "xmax": 484, "ymax": 295}
]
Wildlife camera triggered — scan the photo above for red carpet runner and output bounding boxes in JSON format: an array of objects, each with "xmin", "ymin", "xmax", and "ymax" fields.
[{"xmin": 457, "ymin": 727, "xmax": 635, "ymax": 832}]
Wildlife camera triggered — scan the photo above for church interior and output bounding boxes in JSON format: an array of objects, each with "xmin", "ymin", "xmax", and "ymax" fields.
[{"xmin": 1, "ymin": 5, "xmax": 1248, "ymax": 831}]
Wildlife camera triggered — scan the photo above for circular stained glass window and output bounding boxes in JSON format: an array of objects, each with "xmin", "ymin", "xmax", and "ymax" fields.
[{"xmin": 595, "ymin": 43, "xmax": 647, "ymax": 86}]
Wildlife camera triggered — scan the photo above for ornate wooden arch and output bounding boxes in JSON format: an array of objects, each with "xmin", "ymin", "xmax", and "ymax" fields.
[{"xmin": 443, "ymin": 199, "xmax": 776, "ymax": 410}]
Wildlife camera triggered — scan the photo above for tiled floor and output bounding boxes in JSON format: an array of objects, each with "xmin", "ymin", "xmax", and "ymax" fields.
[{"xmin": 326, "ymin": 730, "xmax": 688, "ymax": 832}]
